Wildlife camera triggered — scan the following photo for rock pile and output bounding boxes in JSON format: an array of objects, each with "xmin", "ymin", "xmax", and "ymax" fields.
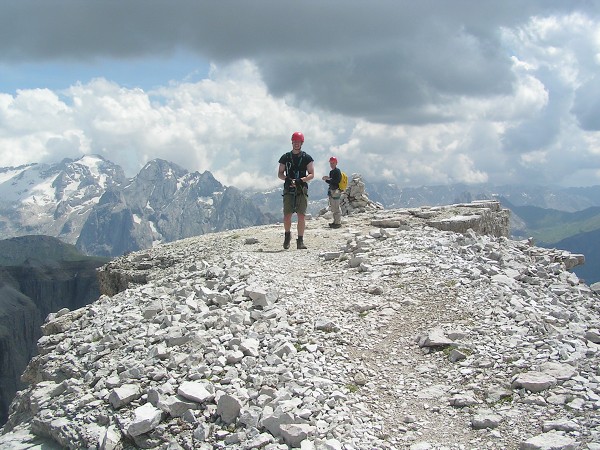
[
  {"xmin": 1, "ymin": 201, "xmax": 599, "ymax": 450},
  {"xmin": 339, "ymin": 174, "xmax": 384, "ymax": 216}
]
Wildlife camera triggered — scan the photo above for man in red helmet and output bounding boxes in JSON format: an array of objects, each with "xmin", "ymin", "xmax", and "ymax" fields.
[
  {"xmin": 322, "ymin": 156, "xmax": 342, "ymax": 228},
  {"xmin": 278, "ymin": 131, "xmax": 315, "ymax": 249}
]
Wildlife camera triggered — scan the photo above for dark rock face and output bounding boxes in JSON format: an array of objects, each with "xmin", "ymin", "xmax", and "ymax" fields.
[
  {"xmin": 76, "ymin": 193, "xmax": 140, "ymax": 257},
  {"xmin": 0, "ymin": 236, "xmax": 106, "ymax": 426},
  {"xmin": 7, "ymin": 261, "xmax": 103, "ymax": 316},
  {"xmin": 0, "ymin": 282, "xmax": 41, "ymax": 427}
]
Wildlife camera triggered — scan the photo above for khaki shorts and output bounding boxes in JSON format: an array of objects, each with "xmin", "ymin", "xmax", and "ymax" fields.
[{"xmin": 283, "ymin": 187, "xmax": 308, "ymax": 215}]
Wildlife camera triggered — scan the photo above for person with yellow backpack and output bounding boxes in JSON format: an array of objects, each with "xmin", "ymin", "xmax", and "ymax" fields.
[{"xmin": 322, "ymin": 156, "xmax": 347, "ymax": 229}]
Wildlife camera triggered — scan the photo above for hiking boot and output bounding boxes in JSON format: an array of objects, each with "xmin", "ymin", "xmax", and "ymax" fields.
[
  {"xmin": 330, "ymin": 223, "xmax": 342, "ymax": 229},
  {"xmin": 283, "ymin": 232, "xmax": 291, "ymax": 249},
  {"xmin": 296, "ymin": 237, "xmax": 307, "ymax": 250}
]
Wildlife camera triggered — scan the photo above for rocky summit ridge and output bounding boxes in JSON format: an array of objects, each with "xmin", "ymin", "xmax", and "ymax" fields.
[{"xmin": 1, "ymin": 201, "xmax": 599, "ymax": 450}]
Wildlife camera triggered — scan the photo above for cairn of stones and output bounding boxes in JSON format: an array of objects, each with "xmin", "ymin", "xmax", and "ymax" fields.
[
  {"xmin": 340, "ymin": 173, "xmax": 384, "ymax": 216},
  {"xmin": 1, "ymin": 201, "xmax": 599, "ymax": 450}
]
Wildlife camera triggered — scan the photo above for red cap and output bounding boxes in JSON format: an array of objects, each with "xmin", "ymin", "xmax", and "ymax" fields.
[{"xmin": 329, "ymin": 156, "xmax": 338, "ymax": 163}]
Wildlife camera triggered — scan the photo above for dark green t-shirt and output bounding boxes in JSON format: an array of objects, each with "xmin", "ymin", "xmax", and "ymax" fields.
[{"xmin": 279, "ymin": 151, "xmax": 314, "ymax": 188}]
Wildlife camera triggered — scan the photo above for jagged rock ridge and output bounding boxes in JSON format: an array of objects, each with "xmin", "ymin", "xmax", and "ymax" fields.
[{"xmin": 1, "ymin": 201, "xmax": 599, "ymax": 449}]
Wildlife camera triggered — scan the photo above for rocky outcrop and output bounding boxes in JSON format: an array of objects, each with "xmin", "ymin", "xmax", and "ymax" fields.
[
  {"xmin": 422, "ymin": 200, "xmax": 510, "ymax": 237},
  {"xmin": 97, "ymin": 253, "xmax": 175, "ymax": 297},
  {"xmin": 1, "ymin": 201, "xmax": 598, "ymax": 449},
  {"xmin": 357, "ymin": 200, "xmax": 511, "ymax": 238}
]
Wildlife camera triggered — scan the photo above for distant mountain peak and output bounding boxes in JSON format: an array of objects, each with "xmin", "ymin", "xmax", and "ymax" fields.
[{"xmin": 134, "ymin": 158, "xmax": 189, "ymax": 183}]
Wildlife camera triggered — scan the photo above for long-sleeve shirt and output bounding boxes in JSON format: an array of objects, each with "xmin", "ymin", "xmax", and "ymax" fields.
[{"xmin": 326, "ymin": 168, "xmax": 341, "ymax": 190}]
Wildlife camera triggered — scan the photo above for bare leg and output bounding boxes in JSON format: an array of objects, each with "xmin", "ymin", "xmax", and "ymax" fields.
[
  {"xmin": 283, "ymin": 213, "xmax": 293, "ymax": 249},
  {"xmin": 295, "ymin": 214, "xmax": 307, "ymax": 249},
  {"xmin": 296, "ymin": 214, "xmax": 305, "ymax": 236},
  {"xmin": 284, "ymin": 213, "xmax": 292, "ymax": 232}
]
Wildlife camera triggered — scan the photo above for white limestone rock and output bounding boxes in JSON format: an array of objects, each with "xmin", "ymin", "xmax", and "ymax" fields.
[
  {"xmin": 216, "ymin": 394, "xmax": 243, "ymax": 425},
  {"xmin": 98, "ymin": 425, "xmax": 122, "ymax": 450},
  {"xmin": 512, "ymin": 372, "xmax": 557, "ymax": 393},
  {"xmin": 127, "ymin": 403, "xmax": 163, "ymax": 437},
  {"xmin": 3, "ymin": 202, "xmax": 598, "ymax": 450},
  {"xmin": 260, "ymin": 407, "xmax": 296, "ymax": 437},
  {"xmin": 470, "ymin": 409, "xmax": 503, "ymax": 429},
  {"xmin": 280, "ymin": 423, "xmax": 315, "ymax": 447},
  {"xmin": 520, "ymin": 431, "xmax": 579, "ymax": 449},
  {"xmin": 108, "ymin": 384, "xmax": 141, "ymax": 409},
  {"xmin": 240, "ymin": 338, "xmax": 260, "ymax": 357},
  {"xmin": 584, "ymin": 329, "xmax": 600, "ymax": 344},
  {"xmin": 416, "ymin": 328, "xmax": 454, "ymax": 348},
  {"xmin": 538, "ymin": 362, "xmax": 576, "ymax": 381}
]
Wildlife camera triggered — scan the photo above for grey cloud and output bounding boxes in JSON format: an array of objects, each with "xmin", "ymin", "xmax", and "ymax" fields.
[
  {"xmin": 261, "ymin": 25, "xmax": 515, "ymax": 124},
  {"xmin": 572, "ymin": 76, "xmax": 600, "ymax": 131},
  {"xmin": 3, "ymin": 0, "xmax": 596, "ymax": 125}
]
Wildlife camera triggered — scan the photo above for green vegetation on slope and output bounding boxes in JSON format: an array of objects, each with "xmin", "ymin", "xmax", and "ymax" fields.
[
  {"xmin": 506, "ymin": 204, "xmax": 600, "ymax": 245},
  {"xmin": 555, "ymin": 228, "xmax": 600, "ymax": 285}
]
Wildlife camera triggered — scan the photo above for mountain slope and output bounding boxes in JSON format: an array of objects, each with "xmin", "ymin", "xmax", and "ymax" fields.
[
  {"xmin": 493, "ymin": 200, "xmax": 600, "ymax": 284},
  {"xmin": 554, "ymin": 228, "xmax": 600, "ymax": 284},
  {"xmin": 0, "ymin": 155, "xmax": 126, "ymax": 245},
  {"xmin": 503, "ymin": 202, "xmax": 600, "ymax": 244},
  {"xmin": 2, "ymin": 155, "xmax": 600, "ymax": 259},
  {"xmin": 0, "ymin": 156, "xmax": 272, "ymax": 257},
  {"xmin": 365, "ymin": 182, "xmax": 600, "ymax": 212},
  {"xmin": 0, "ymin": 235, "xmax": 95, "ymax": 266}
]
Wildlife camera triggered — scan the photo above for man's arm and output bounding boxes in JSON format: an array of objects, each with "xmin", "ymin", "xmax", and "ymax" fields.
[
  {"xmin": 278, "ymin": 163, "xmax": 287, "ymax": 181},
  {"xmin": 302, "ymin": 161, "xmax": 315, "ymax": 183}
]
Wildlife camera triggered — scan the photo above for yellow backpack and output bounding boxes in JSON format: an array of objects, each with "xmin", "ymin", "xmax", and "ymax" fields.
[{"xmin": 339, "ymin": 171, "xmax": 348, "ymax": 191}]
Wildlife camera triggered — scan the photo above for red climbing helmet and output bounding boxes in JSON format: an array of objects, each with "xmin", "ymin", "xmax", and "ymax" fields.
[
  {"xmin": 291, "ymin": 131, "xmax": 304, "ymax": 143},
  {"xmin": 329, "ymin": 156, "xmax": 338, "ymax": 163}
]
